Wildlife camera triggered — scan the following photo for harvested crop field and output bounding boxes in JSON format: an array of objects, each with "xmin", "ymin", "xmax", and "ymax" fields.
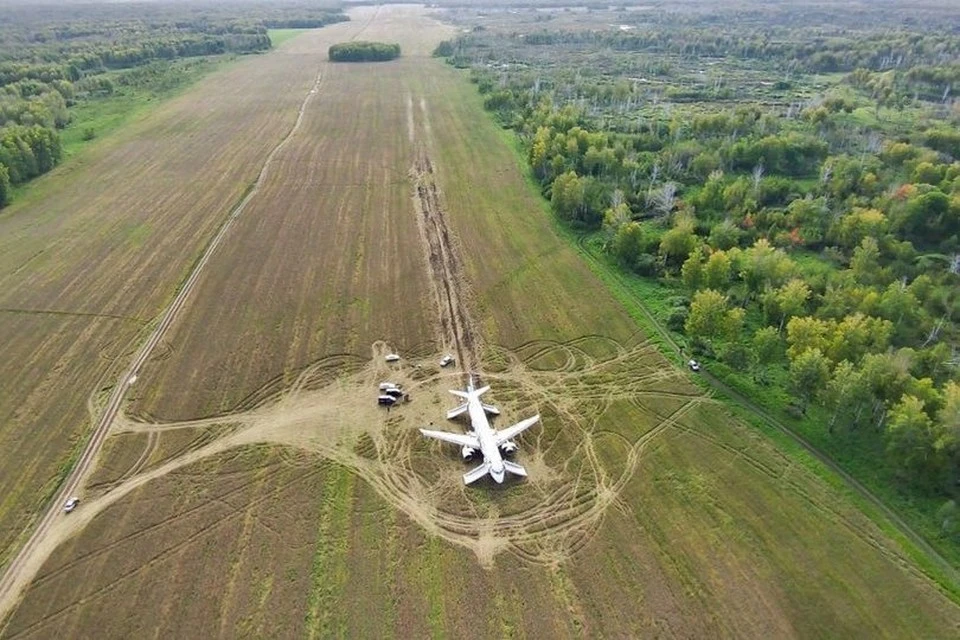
[
  {"xmin": 2, "ymin": 5, "xmax": 959, "ymax": 639},
  {"xmin": 0, "ymin": 16, "xmax": 337, "ymax": 569}
]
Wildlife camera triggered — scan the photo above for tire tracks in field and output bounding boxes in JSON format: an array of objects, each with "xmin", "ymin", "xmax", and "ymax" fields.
[
  {"xmin": 4, "ymin": 325, "xmax": 907, "ymax": 589},
  {"xmin": 0, "ymin": 307, "xmax": 145, "ymax": 324},
  {"xmin": 0, "ymin": 68, "xmax": 329, "ymax": 627},
  {"xmin": 410, "ymin": 150, "xmax": 482, "ymax": 375}
]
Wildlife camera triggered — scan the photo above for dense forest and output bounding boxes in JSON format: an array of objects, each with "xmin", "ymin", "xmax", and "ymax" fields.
[
  {"xmin": 0, "ymin": 1, "xmax": 348, "ymax": 207},
  {"xmin": 436, "ymin": 0, "xmax": 960, "ymax": 560},
  {"xmin": 328, "ymin": 41, "xmax": 401, "ymax": 62}
]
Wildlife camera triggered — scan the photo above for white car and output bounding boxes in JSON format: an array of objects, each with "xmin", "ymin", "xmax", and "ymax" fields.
[
  {"xmin": 439, "ymin": 354, "xmax": 454, "ymax": 367},
  {"xmin": 688, "ymin": 359, "xmax": 701, "ymax": 372},
  {"xmin": 385, "ymin": 354, "xmax": 401, "ymax": 362},
  {"xmin": 63, "ymin": 497, "xmax": 79, "ymax": 513}
]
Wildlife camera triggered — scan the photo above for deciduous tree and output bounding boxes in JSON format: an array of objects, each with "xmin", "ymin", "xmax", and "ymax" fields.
[
  {"xmin": 886, "ymin": 395, "xmax": 935, "ymax": 478},
  {"xmin": 789, "ymin": 348, "xmax": 831, "ymax": 410}
]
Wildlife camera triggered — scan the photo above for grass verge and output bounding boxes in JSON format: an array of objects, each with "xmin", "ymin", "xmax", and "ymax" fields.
[{"xmin": 268, "ymin": 29, "xmax": 309, "ymax": 47}]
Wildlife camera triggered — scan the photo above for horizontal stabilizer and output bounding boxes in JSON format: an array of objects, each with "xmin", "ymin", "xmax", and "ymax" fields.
[
  {"xmin": 446, "ymin": 403, "xmax": 469, "ymax": 420},
  {"xmin": 463, "ymin": 462, "xmax": 490, "ymax": 485},
  {"xmin": 419, "ymin": 428, "xmax": 480, "ymax": 450},
  {"xmin": 503, "ymin": 460, "xmax": 527, "ymax": 478},
  {"xmin": 481, "ymin": 403, "xmax": 500, "ymax": 416},
  {"xmin": 450, "ymin": 385, "xmax": 490, "ymax": 401},
  {"xmin": 495, "ymin": 415, "xmax": 540, "ymax": 445}
]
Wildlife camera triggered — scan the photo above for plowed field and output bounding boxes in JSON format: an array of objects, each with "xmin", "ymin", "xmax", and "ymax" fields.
[{"xmin": 2, "ymin": 5, "xmax": 958, "ymax": 639}]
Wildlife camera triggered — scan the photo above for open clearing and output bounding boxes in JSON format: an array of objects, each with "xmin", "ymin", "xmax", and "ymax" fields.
[{"xmin": 1, "ymin": 5, "xmax": 959, "ymax": 638}]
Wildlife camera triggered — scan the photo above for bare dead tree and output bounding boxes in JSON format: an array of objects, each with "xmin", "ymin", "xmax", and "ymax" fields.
[
  {"xmin": 752, "ymin": 162, "xmax": 765, "ymax": 192},
  {"xmin": 648, "ymin": 182, "xmax": 677, "ymax": 217},
  {"xmin": 610, "ymin": 188, "xmax": 625, "ymax": 208},
  {"xmin": 921, "ymin": 316, "xmax": 946, "ymax": 348},
  {"xmin": 670, "ymin": 157, "xmax": 684, "ymax": 176},
  {"xmin": 820, "ymin": 163, "xmax": 833, "ymax": 186}
]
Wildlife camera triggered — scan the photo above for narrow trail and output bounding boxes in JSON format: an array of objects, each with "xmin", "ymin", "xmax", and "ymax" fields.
[{"xmin": 0, "ymin": 68, "xmax": 327, "ymax": 625}]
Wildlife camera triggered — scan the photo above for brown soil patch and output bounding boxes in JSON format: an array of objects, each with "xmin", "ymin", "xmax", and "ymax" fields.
[{"xmin": 410, "ymin": 150, "xmax": 482, "ymax": 374}]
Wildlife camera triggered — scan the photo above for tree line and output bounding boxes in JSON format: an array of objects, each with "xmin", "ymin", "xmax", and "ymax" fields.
[{"xmin": 0, "ymin": 125, "xmax": 61, "ymax": 206}]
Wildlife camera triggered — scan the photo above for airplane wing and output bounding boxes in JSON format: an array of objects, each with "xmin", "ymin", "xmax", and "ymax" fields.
[
  {"xmin": 446, "ymin": 403, "xmax": 469, "ymax": 420},
  {"xmin": 494, "ymin": 415, "xmax": 540, "ymax": 445},
  {"xmin": 419, "ymin": 428, "xmax": 480, "ymax": 449},
  {"xmin": 463, "ymin": 462, "xmax": 491, "ymax": 485}
]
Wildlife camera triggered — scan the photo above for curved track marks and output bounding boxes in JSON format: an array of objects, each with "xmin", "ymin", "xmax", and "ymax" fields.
[{"xmin": 12, "ymin": 337, "xmax": 704, "ymax": 573}]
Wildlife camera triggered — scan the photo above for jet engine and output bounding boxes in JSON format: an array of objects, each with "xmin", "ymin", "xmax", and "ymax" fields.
[
  {"xmin": 461, "ymin": 445, "xmax": 477, "ymax": 460},
  {"xmin": 499, "ymin": 441, "xmax": 518, "ymax": 455}
]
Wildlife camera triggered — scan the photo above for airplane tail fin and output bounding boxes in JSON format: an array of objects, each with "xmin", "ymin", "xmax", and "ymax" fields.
[
  {"xmin": 463, "ymin": 462, "xmax": 490, "ymax": 485},
  {"xmin": 449, "ymin": 386, "xmax": 490, "ymax": 401},
  {"xmin": 481, "ymin": 402, "xmax": 500, "ymax": 415},
  {"xmin": 446, "ymin": 403, "xmax": 469, "ymax": 420},
  {"xmin": 462, "ymin": 461, "xmax": 527, "ymax": 484}
]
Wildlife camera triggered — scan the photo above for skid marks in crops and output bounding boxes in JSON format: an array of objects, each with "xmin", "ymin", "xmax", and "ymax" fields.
[
  {"xmin": 47, "ymin": 334, "xmax": 713, "ymax": 571},
  {"xmin": 66, "ymin": 332, "xmax": 926, "ymax": 579},
  {"xmin": 410, "ymin": 151, "xmax": 481, "ymax": 374}
]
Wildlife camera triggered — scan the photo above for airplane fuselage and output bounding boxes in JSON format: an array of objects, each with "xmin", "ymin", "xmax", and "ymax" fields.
[
  {"xmin": 419, "ymin": 376, "xmax": 539, "ymax": 485},
  {"xmin": 467, "ymin": 395, "xmax": 506, "ymax": 483}
]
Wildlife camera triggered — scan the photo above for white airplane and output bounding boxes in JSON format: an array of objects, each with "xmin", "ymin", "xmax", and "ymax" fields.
[{"xmin": 419, "ymin": 376, "xmax": 540, "ymax": 484}]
